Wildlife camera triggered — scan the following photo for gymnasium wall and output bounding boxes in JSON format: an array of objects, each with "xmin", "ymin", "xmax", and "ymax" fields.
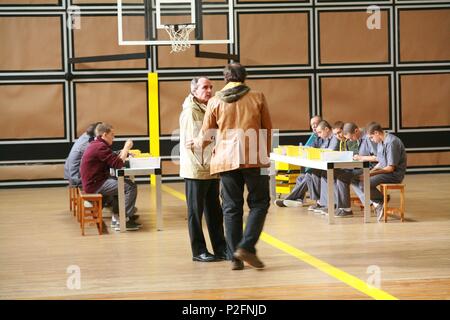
[{"xmin": 0, "ymin": 0, "xmax": 449, "ymax": 186}]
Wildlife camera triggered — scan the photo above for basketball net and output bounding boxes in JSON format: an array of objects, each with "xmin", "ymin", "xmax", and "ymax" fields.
[{"xmin": 163, "ymin": 24, "xmax": 195, "ymax": 53}]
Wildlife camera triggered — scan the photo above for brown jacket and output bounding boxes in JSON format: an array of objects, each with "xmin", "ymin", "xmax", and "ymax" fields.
[{"xmin": 198, "ymin": 86, "xmax": 273, "ymax": 175}]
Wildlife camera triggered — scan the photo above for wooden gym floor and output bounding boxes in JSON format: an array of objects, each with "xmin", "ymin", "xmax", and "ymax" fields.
[{"xmin": 0, "ymin": 174, "xmax": 449, "ymax": 300}]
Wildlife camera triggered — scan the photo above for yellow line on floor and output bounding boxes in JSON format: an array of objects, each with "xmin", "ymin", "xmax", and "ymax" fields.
[{"xmin": 162, "ymin": 185, "xmax": 398, "ymax": 300}]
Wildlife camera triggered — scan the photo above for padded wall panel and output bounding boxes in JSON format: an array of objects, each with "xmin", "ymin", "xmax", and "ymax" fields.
[
  {"xmin": 399, "ymin": 9, "xmax": 450, "ymax": 63},
  {"xmin": 320, "ymin": 75, "xmax": 390, "ymax": 128},
  {"xmin": 239, "ymin": 12, "xmax": 309, "ymax": 66},
  {"xmin": 319, "ymin": 10, "xmax": 389, "ymax": 65},
  {"xmin": 246, "ymin": 78, "xmax": 310, "ymax": 132},
  {"xmin": 0, "ymin": 0, "xmax": 60, "ymax": 4},
  {"xmin": 0, "ymin": 83, "xmax": 65, "ymax": 139},
  {"xmin": 0, "ymin": 16, "xmax": 63, "ymax": 71},
  {"xmin": 73, "ymin": 0, "xmax": 140, "ymax": 3},
  {"xmin": 0, "ymin": 164, "xmax": 64, "ymax": 181},
  {"xmin": 407, "ymin": 151, "xmax": 450, "ymax": 167},
  {"xmin": 400, "ymin": 73, "xmax": 450, "ymax": 128},
  {"xmin": 74, "ymin": 81, "xmax": 147, "ymax": 137},
  {"xmin": 162, "ymin": 160, "xmax": 180, "ymax": 176},
  {"xmin": 72, "ymin": 15, "xmax": 146, "ymax": 70}
]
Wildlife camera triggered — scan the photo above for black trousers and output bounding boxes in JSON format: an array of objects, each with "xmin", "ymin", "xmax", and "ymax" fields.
[
  {"xmin": 185, "ymin": 178, "xmax": 227, "ymax": 257},
  {"xmin": 220, "ymin": 168, "xmax": 270, "ymax": 259}
]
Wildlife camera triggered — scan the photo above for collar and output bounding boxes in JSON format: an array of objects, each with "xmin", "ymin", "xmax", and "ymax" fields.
[{"xmin": 221, "ymin": 82, "xmax": 244, "ymax": 91}]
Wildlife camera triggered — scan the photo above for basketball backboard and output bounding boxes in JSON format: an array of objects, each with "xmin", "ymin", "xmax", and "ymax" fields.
[{"xmin": 117, "ymin": 0, "xmax": 235, "ymax": 46}]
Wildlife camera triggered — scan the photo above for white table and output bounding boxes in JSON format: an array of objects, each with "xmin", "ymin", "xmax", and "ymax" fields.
[
  {"xmin": 270, "ymin": 153, "xmax": 371, "ymax": 224},
  {"xmin": 116, "ymin": 165, "xmax": 162, "ymax": 232}
]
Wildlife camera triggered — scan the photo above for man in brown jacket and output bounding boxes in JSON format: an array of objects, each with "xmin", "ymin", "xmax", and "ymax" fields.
[{"xmin": 189, "ymin": 63, "xmax": 273, "ymax": 270}]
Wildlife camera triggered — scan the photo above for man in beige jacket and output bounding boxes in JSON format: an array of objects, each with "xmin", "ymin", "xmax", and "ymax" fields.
[
  {"xmin": 179, "ymin": 77, "xmax": 227, "ymax": 263},
  {"xmin": 189, "ymin": 63, "xmax": 273, "ymax": 270}
]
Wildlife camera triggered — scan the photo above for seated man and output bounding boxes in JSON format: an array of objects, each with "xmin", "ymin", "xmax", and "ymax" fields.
[
  {"xmin": 275, "ymin": 120, "xmax": 339, "ymax": 209},
  {"xmin": 332, "ymin": 120, "xmax": 358, "ymax": 153},
  {"xmin": 64, "ymin": 122, "xmax": 101, "ymax": 187},
  {"xmin": 274, "ymin": 115, "xmax": 322, "ymax": 207},
  {"xmin": 317, "ymin": 121, "xmax": 377, "ymax": 217},
  {"xmin": 80, "ymin": 122, "xmax": 140, "ymax": 231},
  {"xmin": 352, "ymin": 122, "xmax": 407, "ymax": 221}
]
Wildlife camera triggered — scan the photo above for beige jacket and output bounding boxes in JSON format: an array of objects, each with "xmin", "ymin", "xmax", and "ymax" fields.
[
  {"xmin": 198, "ymin": 84, "xmax": 273, "ymax": 175},
  {"xmin": 179, "ymin": 94, "xmax": 218, "ymax": 180}
]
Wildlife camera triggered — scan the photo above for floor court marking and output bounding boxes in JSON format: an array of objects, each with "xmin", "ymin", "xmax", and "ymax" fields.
[{"xmin": 161, "ymin": 185, "xmax": 398, "ymax": 300}]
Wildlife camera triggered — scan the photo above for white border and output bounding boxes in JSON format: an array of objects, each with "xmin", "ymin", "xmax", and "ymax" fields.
[
  {"xmin": 0, "ymin": 79, "xmax": 70, "ymax": 145},
  {"xmin": 0, "ymin": 11, "xmax": 67, "ymax": 76},
  {"xmin": 395, "ymin": 4, "xmax": 450, "ymax": 67},
  {"xmin": 396, "ymin": 69, "xmax": 450, "ymax": 133},
  {"xmin": 316, "ymin": 71, "xmax": 396, "ymax": 131},
  {"xmin": 315, "ymin": 6, "xmax": 394, "ymax": 69},
  {"xmin": 117, "ymin": 0, "xmax": 234, "ymax": 45},
  {"xmin": 0, "ymin": 0, "xmax": 65, "ymax": 11},
  {"xmin": 234, "ymin": 7, "xmax": 314, "ymax": 72}
]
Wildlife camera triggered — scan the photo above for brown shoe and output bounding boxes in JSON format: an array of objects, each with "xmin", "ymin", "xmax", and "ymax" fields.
[
  {"xmin": 233, "ymin": 248, "xmax": 265, "ymax": 269},
  {"xmin": 231, "ymin": 260, "xmax": 244, "ymax": 270}
]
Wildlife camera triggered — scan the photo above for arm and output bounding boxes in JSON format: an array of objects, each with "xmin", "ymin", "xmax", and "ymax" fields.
[
  {"xmin": 354, "ymin": 154, "xmax": 378, "ymax": 162},
  {"xmin": 369, "ymin": 165, "xmax": 395, "ymax": 176},
  {"xmin": 118, "ymin": 139, "xmax": 133, "ymax": 162}
]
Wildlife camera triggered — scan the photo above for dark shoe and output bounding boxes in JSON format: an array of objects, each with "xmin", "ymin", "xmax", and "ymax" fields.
[
  {"xmin": 214, "ymin": 251, "xmax": 230, "ymax": 261},
  {"xmin": 192, "ymin": 252, "xmax": 216, "ymax": 262},
  {"xmin": 130, "ymin": 214, "xmax": 140, "ymax": 221},
  {"xmin": 375, "ymin": 203, "xmax": 384, "ymax": 222},
  {"xmin": 233, "ymin": 248, "xmax": 265, "ymax": 269},
  {"xmin": 335, "ymin": 208, "xmax": 353, "ymax": 218},
  {"xmin": 274, "ymin": 199, "xmax": 286, "ymax": 207},
  {"xmin": 308, "ymin": 203, "xmax": 323, "ymax": 211},
  {"xmin": 114, "ymin": 221, "xmax": 141, "ymax": 231},
  {"xmin": 231, "ymin": 260, "xmax": 244, "ymax": 270}
]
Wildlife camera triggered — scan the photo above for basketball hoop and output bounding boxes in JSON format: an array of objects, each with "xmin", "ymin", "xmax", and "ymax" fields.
[{"xmin": 163, "ymin": 24, "xmax": 195, "ymax": 53}]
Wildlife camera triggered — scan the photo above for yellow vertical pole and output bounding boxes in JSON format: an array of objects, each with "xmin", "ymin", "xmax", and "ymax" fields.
[{"xmin": 148, "ymin": 72, "xmax": 160, "ymax": 185}]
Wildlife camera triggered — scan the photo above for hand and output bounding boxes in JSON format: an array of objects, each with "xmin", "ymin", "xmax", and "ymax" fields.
[
  {"xmin": 353, "ymin": 154, "xmax": 362, "ymax": 161},
  {"xmin": 124, "ymin": 139, "xmax": 133, "ymax": 150},
  {"xmin": 185, "ymin": 139, "xmax": 195, "ymax": 150}
]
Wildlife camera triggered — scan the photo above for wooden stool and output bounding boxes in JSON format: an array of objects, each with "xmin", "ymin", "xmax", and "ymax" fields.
[
  {"xmin": 69, "ymin": 185, "xmax": 78, "ymax": 216},
  {"xmin": 350, "ymin": 196, "xmax": 364, "ymax": 211},
  {"xmin": 78, "ymin": 189, "xmax": 103, "ymax": 236},
  {"xmin": 379, "ymin": 184, "xmax": 405, "ymax": 223}
]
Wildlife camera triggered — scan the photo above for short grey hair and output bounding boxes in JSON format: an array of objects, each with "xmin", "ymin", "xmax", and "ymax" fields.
[
  {"xmin": 190, "ymin": 76, "xmax": 210, "ymax": 94},
  {"xmin": 96, "ymin": 122, "xmax": 113, "ymax": 136}
]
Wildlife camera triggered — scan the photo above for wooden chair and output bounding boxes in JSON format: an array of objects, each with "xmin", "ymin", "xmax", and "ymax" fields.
[
  {"xmin": 69, "ymin": 185, "xmax": 78, "ymax": 216},
  {"xmin": 78, "ymin": 188, "xmax": 103, "ymax": 236},
  {"xmin": 379, "ymin": 184, "xmax": 405, "ymax": 223},
  {"xmin": 350, "ymin": 196, "xmax": 364, "ymax": 211}
]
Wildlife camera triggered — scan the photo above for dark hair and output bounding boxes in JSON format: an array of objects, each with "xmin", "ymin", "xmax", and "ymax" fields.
[
  {"xmin": 366, "ymin": 122, "xmax": 383, "ymax": 134},
  {"xmin": 223, "ymin": 63, "xmax": 247, "ymax": 83},
  {"xmin": 317, "ymin": 120, "xmax": 332, "ymax": 130},
  {"xmin": 343, "ymin": 122, "xmax": 358, "ymax": 135},
  {"xmin": 333, "ymin": 121, "xmax": 344, "ymax": 130},
  {"xmin": 86, "ymin": 122, "xmax": 102, "ymax": 137}
]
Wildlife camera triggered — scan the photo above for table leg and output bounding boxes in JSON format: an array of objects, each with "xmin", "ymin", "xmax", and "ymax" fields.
[
  {"xmin": 269, "ymin": 160, "xmax": 276, "ymax": 201},
  {"xmin": 155, "ymin": 173, "xmax": 163, "ymax": 231},
  {"xmin": 327, "ymin": 168, "xmax": 335, "ymax": 224},
  {"xmin": 118, "ymin": 175, "xmax": 126, "ymax": 232},
  {"xmin": 363, "ymin": 167, "xmax": 371, "ymax": 223}
]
